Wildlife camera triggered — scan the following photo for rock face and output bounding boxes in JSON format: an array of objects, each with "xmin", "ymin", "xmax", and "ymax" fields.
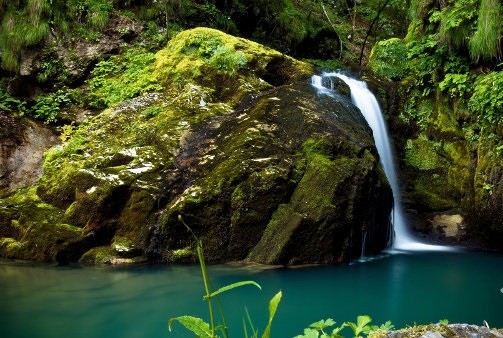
[
  {"xmin": 0, "ymin": 28, "xmax": 392, "ymax": 264},
  {"xmin": 0, "ymin": 112, "xmax": 59, "ymax": 193}
]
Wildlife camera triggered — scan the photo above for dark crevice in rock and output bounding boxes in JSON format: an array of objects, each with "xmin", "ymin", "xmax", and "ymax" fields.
[{"xmin": 56, "ymin": 221, "xmax": 117, "ymax": 265}]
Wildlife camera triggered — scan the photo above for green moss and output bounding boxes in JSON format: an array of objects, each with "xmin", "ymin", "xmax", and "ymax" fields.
[
  {"xmin": 0, "ymin": 186, "xmax": 81, "ymax": 261},
  {"xmin": 443, "ymin": 142, "xmax": 471, "ymax": 167},
  {"xmin": 111, "ymin": 236, "xmax": 134, "ymax": 251},
  {"xmin": 248, "ymin": 204, "xmax": 302, "ymax": 264},
  {"xmin": 293, "ymin": 154, "xmax": 345, "ymax": 218},
  {"xmin": 405, "ymin": 135, "xmax": 446, "ymax": 170},
  {"xmin": 79, "ymin": 246, "xmax": 117, "ymax": 264},
  {"xmin": 413, "ymin": 174, "xmax": 458, "ymax": 210},
  {"xmin": 118, "ymin": 190, "xmax": 156, "ymax": 240},
  {"xmin": 430, "ymin": 97, "xmax": 463, "ymax": 137},
  {"xmin": 165, "ymin": 246, "xmax": 195, "ymax": 262},
  {"xmin": 0, "ymin": 237, "xmax": 23, "ymax": 253},
  {"xmin": 248, "ymin": 137, "xmax": 371, "ymax": 264},
  {"xmin": 80, "ymin": 244, "xmax": 146, "ymax": 264},
  {"xmin": 153, "ymin": 27, "xmax": 251, "ymax": 88},
  {"xmin": 388, "ymin": 323, "xmax": 450, "ymax": 338},
  {"xmin": 153, "ymin": 27, "xmax": 313, "ymax": 103},
  {"xmin": 88, "ymin": 48, "xmax": 162, "ymax": 108},
  {"xmin": 302, "ymin": 138, "xmax": 334, "ymax": 160}
]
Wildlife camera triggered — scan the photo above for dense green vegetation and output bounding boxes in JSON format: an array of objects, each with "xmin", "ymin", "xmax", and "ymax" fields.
[
  {"xmin": 0, "ymin": 0, "xmax": 408, "ymax": 72},
  {"xmin": 369, "ymin": 0, "xmax": 502, "ymax": 129},
  {"xmin": 0, "ymin": 0, "xmax": 113, "ymax": 71},
  {"xmin": 0, "ymin": 0, "xmax": 410, "ymax": 126}
]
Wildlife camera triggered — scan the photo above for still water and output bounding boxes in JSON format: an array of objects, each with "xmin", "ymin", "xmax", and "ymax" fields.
[{"xmin": 1, "ymin": 251, "xmax": 502, "ymax": 338}]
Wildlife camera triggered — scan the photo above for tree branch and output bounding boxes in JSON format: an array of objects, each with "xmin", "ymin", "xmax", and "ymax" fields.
[{"xmin": 359, "ymin": 0, "xmax": 391, "ymax": 65}]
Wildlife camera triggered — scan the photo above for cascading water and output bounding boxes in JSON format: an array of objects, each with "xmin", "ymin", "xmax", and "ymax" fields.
[{"xmin": 312, "ymin": 72, "xmax": 453, "ymax": 252}]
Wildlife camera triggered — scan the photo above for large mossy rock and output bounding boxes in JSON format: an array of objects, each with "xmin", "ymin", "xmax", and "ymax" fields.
[{"xmin": 0, "ymin": 28, "xmax": 392, "ymax": 264}]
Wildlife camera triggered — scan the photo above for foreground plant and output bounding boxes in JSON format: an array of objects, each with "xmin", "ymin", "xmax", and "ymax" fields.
[
  {"xmin": 295, "ymin": 315, "xmax": 394, "ymax": 338},
  {"xmin": 168, "ymin": 215, "xmax": 282, "ymax": 338}
]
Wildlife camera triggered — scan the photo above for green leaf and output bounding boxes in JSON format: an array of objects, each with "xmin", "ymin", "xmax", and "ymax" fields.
[
  {"xmin": 370, "ymin": 320, "xmax": 395, "ymax": 332},
  {"xmin": 262, "ymin": 291, "xmax": 282, "ymax": 338},
  {"xmin": 309, "ymin": 319, "xmax": 336, "ymax": 331},
  {"xmin": 294, "ymin": 328, "xmax": 320, "ymax": 338},
  {"xmin": 330, "ymin": 323, "xmax": 347, "ymax": 338},
  {"xmin": 203, "ymin": 280, "xmax": 262, "ymax": 300},
  {"xmin": 168, "ymin": 315, "xmax": 213, "ymax": 337},
  {"xmin": 346, "ymin": 315, "xmax": 373, "ymax": 337},
  {"xmin": 357, "ymin": 315, "xmax": 372, "ymax": 329},
  {"xmin": 378, "ymin": 321, "xmax": 394, "ymax": 331}
]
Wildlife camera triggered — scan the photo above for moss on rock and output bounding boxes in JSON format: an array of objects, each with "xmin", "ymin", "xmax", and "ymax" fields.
[
  {"xmin": 404, "ymin": 135, "xmax": 446, "ymax": 171},
  {"xmin": 152, "ymin": 27, "xmax": 314, "ymax": 103},
  {"xmin": 248, "ymin": 137, "xmax": 390, "ymax": 265},
  {"xmin": 0, "ymin": 186, "xmax": 81, "ymax": 261}
]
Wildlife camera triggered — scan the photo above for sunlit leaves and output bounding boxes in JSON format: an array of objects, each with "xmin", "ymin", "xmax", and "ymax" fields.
[
  {"xmin": 468, "ymin": 71, "xmax": 503, "ymax": 125},
  {"xmin": 168, "ymin": 316, "xmax": 214, "ymax": 337}
]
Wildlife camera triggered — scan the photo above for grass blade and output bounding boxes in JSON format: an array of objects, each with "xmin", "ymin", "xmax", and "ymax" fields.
[
  {"xmin": 204, "ymin": 281, "xmax": 262, "ymax": 300},
  {"xmin": 262, "ymin": 291, "xmax": 282, "ymax": 338}
]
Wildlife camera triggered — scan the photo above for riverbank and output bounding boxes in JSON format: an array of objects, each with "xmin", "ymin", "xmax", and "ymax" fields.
[{"xmin": 373, "ymin": 323, "xmax": 503, "ymax": 338}]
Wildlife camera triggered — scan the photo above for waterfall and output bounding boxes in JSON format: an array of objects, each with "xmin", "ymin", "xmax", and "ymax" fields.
[
  {"xmin": 312, "ymin": 72, "xmax": 452, "ymax": 252},
  {"xmin": 360, "ymin": 231, "xmax": 367, "ymax": 260}
]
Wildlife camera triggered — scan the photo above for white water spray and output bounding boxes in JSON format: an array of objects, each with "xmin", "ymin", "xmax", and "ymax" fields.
[{"xmin": 312, "ymin": 72, "xmax": 452, "ymax": 252}]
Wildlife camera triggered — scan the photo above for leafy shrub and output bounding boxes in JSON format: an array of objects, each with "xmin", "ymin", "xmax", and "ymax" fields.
[
  {"xmin": 429, "ymin": 0, "xmax": 477, "ymax": 50},
  {"xmin": 468, "ymin": 71, "xmax": 503, "ymax": 125},
  {"xmin": 405, "ymin": 36, "xmax": 445, "ymax": 96},
  {"xmin": 180, "ymin": 32, "xmax": 248, "ymax": 75},
  {"xmin": 368, "ymin": 38, "xmax": 409, "ymax": 80},
  {"xmin": 0, "ymin": 89, "xmax": 23, "ymax": 113},
  {"xmin": 208, "ymin": 46, "xmax": 247, "ymax": 74},
  {"xmin": 438, "ymin": 73, "xmax": 472, "ymax": 99},
  {"xmin": 88, "ymin": 48, "xmax": 162, "ymax": 107},
  {"xmin": 443, "ymin": 55, "xmax": 470, "ymax": 74},
  {"xmin": 295, "ymin": 315, "xmax": 394, "ymax": 338},
  {"xmin": 24, "ymin": 90, "xmax": 72, "ymax": 124}
]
